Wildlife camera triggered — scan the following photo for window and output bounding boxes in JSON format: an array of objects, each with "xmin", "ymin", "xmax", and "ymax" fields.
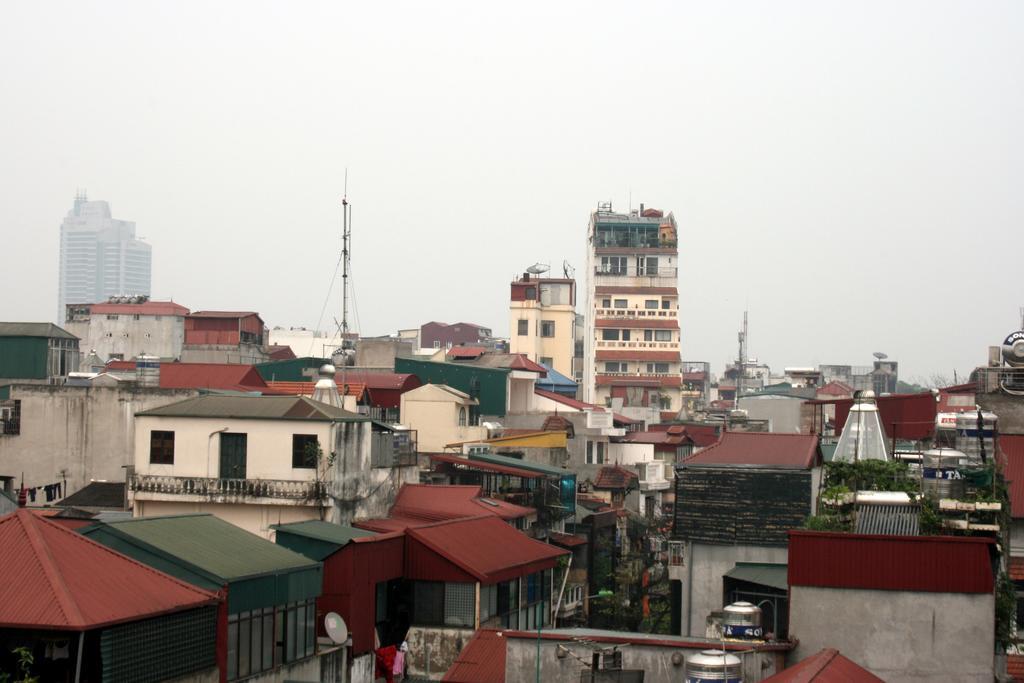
[
  {"xmin": 0, "ymin": 399, "xmax": 21, "ymax": 436},
  {"xmin": 600, "ymin": 256, "xmax": 627, "ymax": 275},
  {"xmin": 525, "ymin": 286, "xmax": 537, "ymax": 299},
  {"xmin": 445, "ymin": 583, "xmax": 476, "ymax": 627},
  {"xmin": 517, "ymin": 319, "xmax": 529, "ymax": 336},
  {"xmin": 227, "ymin": 605, "xmax": 294, "ymax": 681},
  {"xmin": 106, "ymin": 314, "xmax": 119, "ymax": 320},
  {"xmin": 149, "ymin": 430, "xmax": 175, "ymax": 465},
  {"xmin": 540, "ymin": 321, "xmax": 555, "ymax": 338},
  {"xmin": 655, "ymin": 330, "xmax": 672, "ymax": 342},
  {"xmin": 613, "ymin": 299, "xmax": 628, "ymax": 309},
  {"xmin": 638, "ymin": 256, "xmax": 659, "ymax": 275},
  {"xmin": 644, "ymin": 300, "xmax": 659, "ymax": 309},
  {"xmin": 413, "ymin": 582, "xmax": 446, "ymax": 626},
  {"xmin": 588, "ymin": 441, "xmax": 605, "ymax": 465},
  {"xmin": 433, "ymin": 340, "xmax": 441, "ymax": 349},
  {"xmin": 459, "ymin": 407, "xmax": 467, "ymax": 426},
  {"xmin": 292, "ymin": 434, "xmax": 319, "ymax": 468},
  {"xmin": 647, "ymin": 363, "xmax": 670, "ymax": 373},
  {"xmin": 586, "ymin": 441, "xmax": 594, "ymax": 464},
  {"xmin": 644, "ymin": 330, "xmax": 653, "ymax": 341},
  {"xmin": 601, "ymin": 299, "xmax": 611, "ymax": 308},
  {"xmin": 597, "ymin": 442, "xmax": 606, "ymax": 464},
  {"xmin": 662, "ymin": 299, "xmax": 671, "ymax": 310},
  {"xmin": 539, "ymin": 356, "xmax": 553, "ymax": 367},
  {"xmin": 604, "ymin": 362, "xmax": 625, "ymax": 373},
  {"xmin": 498, "ymin": 578, "xmax": 520, "ymax": 629},
  {"xmin": 621, "ymin": 330, "xmax": 631, "ymax": 341},
  {"xmin": 480, "ymin": 583, "xmax": 499, "ymax": 622},
  {"xmin": 601, "ymin": 330, "xmax": 619, "ymax": 341}
]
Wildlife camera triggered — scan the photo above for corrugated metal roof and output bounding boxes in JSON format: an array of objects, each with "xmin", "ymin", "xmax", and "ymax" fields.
[
  {"xmin": 853, "ymin": 504, "xmax": 920, "ymax": 536},
  {"xmin": 723, "ymin": 562, "xmax": 789, "ymax": 591},
  {"xmin": 60, "ymin": 481, "xmax": 126, "ymax": 509},
  {"xmin": 534, "ymin": 388, "xmax": 605, "ymax": 412},
  {"xmin": 430, "ymin": 453, "xmax": 543, "ymax": 479},
  {"xmin": 595, "ymin": 318, "xmax": 678, "ymax": 329},
  {"xmin": 264, "ymin": 380, "xmax": 366, "ymax": 398},
  {"xmin": 84, "ymin": 514, "xmax": 320, "ymax": 581},
  {"xmin": 468, "ymin": 452, "xmax": 571, "ymax": 478},
  {"xmin": 0, "ymin": 510, "xmax": 216, "ymax": 630},
  {"xmin": 0, "ymin": 322, "xmax": 77, "ymax": 339},
  {"xmin": 136, "ymin": 394, "xmax": 367, "ymax": 421},
  {"xmin": 811, "ymin": 392, "xmax": 937, "ymax": 441},
  {"xmin": 455, "ymin": 353, "xmax": 548, "ymax": 375},
  {"xmin": 446, "ymin": 346, "xmax": 486, "ymax": 359},
  {"xmin": 158, "ymin": 363, "xmax": 268, "ymax": 391},
  {"xmin": 761, "ymin": 648, "xmax": 883, "ymax": 682},
  {"xmin": 443, "ymin": 629, "xmax": 507, "ymax": 682},
  {"xmin": 406, "ymin": 516, "xmax": 566, "ymax": 583},
  {"xmin": 788, "ymin": 530, "xmax": 995, "ymax": 594},
  {"xmin": 682, "ymin": 432, "xmax": 819, "ymax": 469},
  {"xmin": 187, "ymin": 310, "xmax": 260, "ymax": 318},
  {"xmin": 548, "ymin": 531, "xmax": 588, "ymax": 548},
  {"xmin": 391, "ymin": 484, "xmax": 533, "ymax": 522},
  {"xmin": 271, "ymin": 520, "xmax": 375, "ymax": 547},
  {"xmin": 1003, "ymin": 435, "xmax": 1024, "ymax": 519}
]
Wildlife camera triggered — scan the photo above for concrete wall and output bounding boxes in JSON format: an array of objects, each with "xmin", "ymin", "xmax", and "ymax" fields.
[
  {"xmin": 0, "ymin": 384, "xmax": 198, "ymax": 498},
  {"xmin": 354, "ymin": 338, "xmax": 413, "ymax": 368},
  {"xmin": 737, "ymin": 395, "xmax": 809, "ymax": 433},
  {"xmin": 509, "ymin": 299, "xmax": 576, "ymax": 379},
  {"xmin": 180, "ymin": 344, "xmax": 268, "ymax": 365},
  {"xmin": 134, "ymin": 499, "xmax": 321, "ymax": 539},
  {"xmin": 682, "ymin": 543, "xmax": 789, "ymax": 638},
  {"xmin": 64, "ymin": 314, "xmax": 185, "ymax": 362},
  {"xmin": 134, "ymin": 415, "xmax": 333, "ymax": 480},
  {"xmin": 405, "ymin": 626, "xmax": 475, "ymax": 679},
  {"xmin": 503, "ymin": 634, "xmax": 782, "ymax": 683},
  {"xmin": 789, "ymin": 585, "xmax": 995, "ymax": 682},
  {"xmin": 978, "ymin": 392, "xmax": 1024, "ymax": 435},
  {"xmin": 400, "ymin": 384, "xmax": 487, "ymax": 452},
  {"xmin": 330, "ymin": 421, "xmax": 419, "ymax": 525}
]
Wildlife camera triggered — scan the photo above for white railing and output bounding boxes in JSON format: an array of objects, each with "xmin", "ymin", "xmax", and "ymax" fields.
[
  {"xmin": 595, "ymin": 308, "xmax": 677, "ymax": 318},
  {"xmin": 131, "ymin": 474, "xmax": 327, "ymax": 500},
  {"xmin": 595, "ymin": 341, "xmax": 677, "ymax": 349}
]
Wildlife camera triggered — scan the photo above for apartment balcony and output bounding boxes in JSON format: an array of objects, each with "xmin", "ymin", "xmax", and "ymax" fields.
[
  {"xmin": 595, "ymin": 341, "xmax": 677, "ymax": 350},
  {"xmin": 595, "ymin": 308, "xmax": 677, "ymax": 319},
  {"xmin": 593, "ymin": 266, "xmax": 678, "ymax": 278},
  {"xmin": 975, "ymin": 366, "xmax": 1024, "ymax": 395},
  {"xmin": 129, "ymin": 474, "xmax": 328, "ymax": 506}
]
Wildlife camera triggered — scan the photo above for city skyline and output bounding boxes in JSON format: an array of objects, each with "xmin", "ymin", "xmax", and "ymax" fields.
[{"xmin": 1, "ymin": 2, "xmax": 1021, "ymax": 383}]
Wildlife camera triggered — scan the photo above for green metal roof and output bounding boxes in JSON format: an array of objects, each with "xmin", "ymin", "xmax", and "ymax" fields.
[
  {"xmin": 0, "ymin": 322, "xmax": 78, "ymax": 340},
  {"xmin": 136, "ymin": 394, "xmax": 368, "ymax": 421},
  {"xmin": 85, "ymin": 514, "xmax": 319, "ymax": 580},
  {"xmin": 723, "ymin": 562, "xmax": 788, "ymax": 591},
  {"xmin": 468, "ymin": 452, "xmax": 572, "ymax": 478},
  {"xmin": 272, "ymin": 520, "xmax": 376, "ymax": 545}
]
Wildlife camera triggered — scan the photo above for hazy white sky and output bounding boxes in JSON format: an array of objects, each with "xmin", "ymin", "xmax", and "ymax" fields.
[{"xmin": 1, "ymin": 1, "xmax": 1021, "ymax": 383}]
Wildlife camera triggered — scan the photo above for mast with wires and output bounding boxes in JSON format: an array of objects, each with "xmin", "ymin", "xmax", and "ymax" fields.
[{"xmin": 341, "ymin": 172, "xmax": 351, "ymax": 342}]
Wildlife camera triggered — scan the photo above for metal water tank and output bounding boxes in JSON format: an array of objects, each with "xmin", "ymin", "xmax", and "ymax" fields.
[
  {"xmin": 955, "ymin": 412, "xmax": 997, "ymax": 464},
  {"xmin": 685, "ymin": 649, "xmax": 742, "ymax": 683},
  {"xmin": 722, "ymin": 602, "xmax": 762, "ymax": 639},
  {"xmin": 921, "ymin": 448, "xmax": 967, "ymax": 499}
]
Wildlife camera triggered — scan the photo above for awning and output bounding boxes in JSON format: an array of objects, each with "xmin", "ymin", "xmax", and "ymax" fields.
[{"xmin": 723, "ymin": 562, "xmax": 788, "ymax": 591}]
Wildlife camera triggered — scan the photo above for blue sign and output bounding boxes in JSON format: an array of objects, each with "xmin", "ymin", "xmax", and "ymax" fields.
[
  {"xmin": 723, "ymin": 623, "xmax": 762, "ymax": 638},
  {"xmin": 922, "ymin": 467, "xmax": 963, "ymax": 481}
]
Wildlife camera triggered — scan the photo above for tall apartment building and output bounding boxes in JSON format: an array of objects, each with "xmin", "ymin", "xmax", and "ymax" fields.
[
  {"xmin": 583, "ymin": 203, "xmax": 682, "ymax": 415},
  {"xmin": 509, "ymin": 273, "xmax": 576, "ymax": 378},
  {"xmin": 57, "ymin": 193, "xmax": 151, "ymax": 322}
]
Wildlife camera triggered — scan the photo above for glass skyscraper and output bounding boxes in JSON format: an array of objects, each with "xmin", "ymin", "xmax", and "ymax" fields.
[{"xmin": 57, "ymin": 193, "xmax": 151, "ymax": 322}]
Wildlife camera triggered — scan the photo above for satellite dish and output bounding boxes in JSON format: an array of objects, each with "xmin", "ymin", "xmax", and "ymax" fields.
[
  {"xmin": 562, "ymin": 260, "xmax": 575, "ymax": 280},
  {"xmin": 324, "ymin": 612, "xmax": 349, "ymax": 644},
  {"xmin": 526, "ymin": 262, "xmax": 549, "ymax": 275},
  {"xmin": 873, "ymin": 352, "xmax": 888, "ymax": 360}
]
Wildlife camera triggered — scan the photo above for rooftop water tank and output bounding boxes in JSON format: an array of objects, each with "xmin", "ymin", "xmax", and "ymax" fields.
[
  {"xmin": 955, "ymin": 412, "xmax": 997, "ymax": 464},
  {"xmin": 921, "ymin": 448, "xmax": 968, "ymax": 499},
  {"xmin": 722, "ymin": 601, "xmax": 763, "ymax": 639},
  {"xmin": 135, "ymin": 355, "xmax": 160, "ymax": 388},
  {"xmin": 685, "ymin": 649, "xmax": 742, "ymax": 683}
]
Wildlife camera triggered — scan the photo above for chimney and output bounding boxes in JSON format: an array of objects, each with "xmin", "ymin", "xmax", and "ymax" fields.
[
  {"xmin": 640, "ymin": 203, "xmax": 645, "ymax": 214},
  {"xmin": 523, "ymin": 272, "xmax": 530, "ymax": 282}
]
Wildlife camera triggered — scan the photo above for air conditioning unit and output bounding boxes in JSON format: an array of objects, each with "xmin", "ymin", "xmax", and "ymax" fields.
[{"xmin": 464, "ymin": 443, "xmax": 491, "ymax": 456}]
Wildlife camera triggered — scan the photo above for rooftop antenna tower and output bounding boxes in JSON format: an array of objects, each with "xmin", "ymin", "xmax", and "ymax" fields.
[
  {"xmin": 341, "ymin": 170, "xmax": 351, "ymax": 342},
  {"xmin": 736, "ymin": 310, "xmax": 749, "ymax": 398}
]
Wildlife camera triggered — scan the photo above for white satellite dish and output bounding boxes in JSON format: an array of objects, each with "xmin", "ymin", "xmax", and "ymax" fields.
[
  {"xmin": 325, "ymin": 612, "xmax": 349, "ymax": 644},
  {"xmin": 873, "ymin": 352, "xmax": 888, "ymax": 360},
  {"xmin": 526, "ymin": 262, "xmax": 549, "ymax": 275}
]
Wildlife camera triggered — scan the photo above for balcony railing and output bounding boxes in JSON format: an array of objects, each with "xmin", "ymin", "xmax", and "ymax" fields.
[
  {"xmin": 595, "ymin": 341, "xmax": 677, "ymax": 349},
  {"xmin": 595, "ymin": 308, "xmax": 677, "ymax": 318},
  {"xmin": 130, "ymin": 474, "xmax": 327, "ymax": 501},
  {"xmin": 976, "ymin": 367, "xmax": 1024, "ymax": 395},
  {"xmin": 594, "ymin": 266, "xmax": 678, "ymax": 278}
]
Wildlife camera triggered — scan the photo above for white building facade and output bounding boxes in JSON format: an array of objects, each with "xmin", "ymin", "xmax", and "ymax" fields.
[
  {"xmin": 583, "ymin": 204, "xmax": 683, "ymax": 416},
  {"xmin": 58, "ymin": 193, "xmax": 151, "ymax": 321}
]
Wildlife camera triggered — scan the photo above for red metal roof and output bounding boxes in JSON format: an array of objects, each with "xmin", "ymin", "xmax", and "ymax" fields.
[
  {"xmin": 811, "ymin": 392, "xmax": 937, "ymax": 441},
  {"xmin": 429, "ymin": 453, "xmax": 543, "ymax": 480},
  {"xmin": 392, "ymin": 484, "xmax": 533, "ymax": 522},
  {"xmin": 620, "ymin": 430, "xmax": 689, "ymax": 447},
  {"xmin": 761, "ymin": 648, "xmax": 883, "ymax": 682},
  {"xmin": 534, "ymin": 388, "xmax": 604, "ymax": 412},
  {"xmin": 87, "ymin": 301, "xmax": 190, "ymax": 316},
  {"xmin": 443, "ymin": 629, "xmax": 507, "ymax": 682},
  {"xmin": 0, "ymin": 510, "xmax": 217, "ymax": 630},
  {"xmin": 447, "ymin": 346, "xmax": 486, "ymax": 359},
  {"xmin": 263, "ymin": 380, "xmax": 366, "ymax": 399},
  {"xmin": 1010, "ymin": 557, "xmax": 1024, "ymax": 582},
  {"xmin": 595, "ymin": 318, "xmax": 678, "ymax": 329},
  {"xmin": 158, "ymin": 363, "xmax": 269, "ymax": 392},
  {"xmin": 548, "ymin": 531, "xmax": 588, "ymax": 548},
  {"xmin": 682, "ymin": 371, "xmax": 707, "ymax": 382},
  {"xmin": 596, "ymin": 350, "xmax": 679, "ymax": 362},
  {"xmin": 595, "ymin": 286, "xmax": 678, "ymax": 296},
  {"xmin": 683, "ymin": 432, "xmax": 819, "ymax": 469},
  {"xmin": 815, "ymin": 381, "xmax": 854, "ymax": 398},
  {"xmin": 1002, "ymin": 435, "xmax": 1024, "ymax": 519},
  {"xmin": 593, "ymin": 465, "xmax": 639, "ymax": 490},
  {"xmin": 405, "ymin": 516, "xmax": 567, "ymax": 583},
  {"xmin": 788, "ymin": 530, "xmax": 995, "ymax": 594},
  {"xmin": 187, "ymin": 310, "xmax": 260, "ymax": 318},
  {"xmin": 267, "ymin": 345, "xmax": 296, "ymax": 360}
]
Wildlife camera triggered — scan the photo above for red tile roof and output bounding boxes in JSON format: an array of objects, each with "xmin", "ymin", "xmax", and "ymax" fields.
[
  {"xmin": 815, "ymin": 381, "xmax": 854, "ymax": 398},
  {"xmin": 447, "ymin": 346, "xmax": 486, "ymax": 359},
  {"xmin": 406, "ymin": 516, "xmax": 566, "ymax": 583},
  {"xmin": 593, "ymin": 465, "xmax": 639, "ymax": 490},
  {"xmin": 620, "ymin": 430, "xmax": 689, "ymax": 447},
  {"xmin": 87, "ymin": 301, "xmax": 190, "ymax": 316},
  {"xmin": 0, "ymin": 510, "xmax": 217, "ymax": 630},
  {"xmin": 158, "ymin": 363, "xmax": 269, "ymax": 392},
  {"xmin": 761, "ymin": 648, "xmax": 883, "ymax": 682},
  {"xmin": 354, "ymin": 483, "xmax": 535, "ymax": 533},
  {"xmin": 683, "ymin": 432, "xmax": 819, "ymax": 469},
  {"xmin": 443, "ymin": 629, "xmax": 507, "ymax": 682},
  {"xmin": 595, "ymin": 286, "xmax": 678, "ymax": 296},
  {"xmin": 596, "ymin": 350, "xmax": 679, "ymax": 362},
  {"xmin": 595, "ymin": 318, "xmax": 678, "ymax": 329},
  {"xmin": 1003, "ymin": 435, "xmax": 1024, "ymax": 519},
  {"xmin": 788, "ymin": 531, "xmax": 995, "ymax": 594}
]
